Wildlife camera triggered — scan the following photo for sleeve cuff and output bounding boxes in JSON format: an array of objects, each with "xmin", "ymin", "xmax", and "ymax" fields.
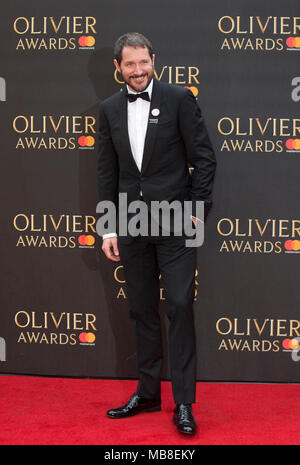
[{"xmin": 102, "ymin": 233, "xmax": 117, "ymax": 239}]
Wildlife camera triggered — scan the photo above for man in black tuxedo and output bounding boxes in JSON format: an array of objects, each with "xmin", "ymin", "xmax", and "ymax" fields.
[{"xmin": 97, "ymin": 32, "xmax": 216, "ymax": 435}]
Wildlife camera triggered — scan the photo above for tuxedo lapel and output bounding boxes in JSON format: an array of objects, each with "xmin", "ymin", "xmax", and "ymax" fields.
[
  {"xmin": 118, "ymin": 89, "xmax": 140, "ymax": 176},
  {"xmin": 141, "ymin": 78, "xmax": 162, "ymax": 175}
]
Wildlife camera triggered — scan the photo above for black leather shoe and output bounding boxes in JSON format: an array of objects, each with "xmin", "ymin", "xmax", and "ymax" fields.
[
  {"xmin": 107, "ymin": 392, "xmax": 161, "ymax": 419},
  {"xmin": 173, "ymin": 403, "xmax": 197, "ymax": 435}
]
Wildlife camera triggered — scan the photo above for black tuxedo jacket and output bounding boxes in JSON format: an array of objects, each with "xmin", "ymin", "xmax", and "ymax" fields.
[{"xmin": 97, "ymin": 78, "xmax": 216, "ymax": 235}]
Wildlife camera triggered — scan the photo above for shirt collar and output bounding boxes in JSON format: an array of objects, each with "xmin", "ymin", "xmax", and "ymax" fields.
[{"xmin": 126, "ymin": 78, "xmax": 153, "ymax": 99}]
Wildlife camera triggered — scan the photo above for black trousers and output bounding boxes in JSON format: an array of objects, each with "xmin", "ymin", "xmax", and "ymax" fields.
[{"xmin": 118, "ymin": 233, "xmax": 197, "ymax": 404}]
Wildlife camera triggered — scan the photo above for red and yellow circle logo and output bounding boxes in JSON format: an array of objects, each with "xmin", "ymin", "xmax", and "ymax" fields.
[
  {"xmin": 184, "ymin": 86, "xmax": 199, "ymax": 97},
  {"xmin": 284, "ymin": 239, "xmax": 300, "ymax": 251},
  {"xmin": 282, "ymin": 338, "xmax": 300, "ymax": 350},
  {"xmin": 286, "ymin": 37, "xmax": 300, "ymax": 48},
  {"xmin": 286, "ymin": 139, "xmax": 300, "ymax": 150},
  {"xmin": 78, "ymin": 36, "xmax": 95, "ymax": 47},
  {"xmin": 78, "ymin": 235, "xmax": 95, "ymax": 246},
  {"xmin": 78, "ymin": 136, "xmax": 95, "ymax": 147},
  {"xmin": 79, "ymin": 332, "xmax": 96, "ymax": 343}
]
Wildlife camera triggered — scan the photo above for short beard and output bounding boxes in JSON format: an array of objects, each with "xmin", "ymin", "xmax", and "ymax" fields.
[{"xmin": 122, "ymin": 70, "xmax": 154, "ymax": 93}]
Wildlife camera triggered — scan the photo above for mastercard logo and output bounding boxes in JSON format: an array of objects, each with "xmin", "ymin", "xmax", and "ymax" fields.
[
  {"xmin": 78, "ymin": 235, "xmax": 95, "ymax": 246},
  {"xmin": 78, "ymin": 36, "xmax": 95, "ymax": 47},
  {"xmin": 285, "ymin": 139, "xmax": 300, "ymax": 150},
  {"xmin": 286, "ymin": 37, "xmax": 300, "ymax": 49},
  {"xmin": 79, "ymin": 332, "xmax": 96, "ymax": 343},
  {"xmin": 282, "ymin": 338, "xmax": 300, "ymax": 350},
  {"xmin": 284, "ymin": 239, "xmax": 300, "ymax": 251},
  {"xmin": 185, "ymin": 86, "xmax": 199, "ymax": 97},
  {"xmin": 78, "ymin": 136, "xmax": 95, "ymax": 147}
]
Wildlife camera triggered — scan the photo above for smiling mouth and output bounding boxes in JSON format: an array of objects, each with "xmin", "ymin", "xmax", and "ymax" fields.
[{"xmin": 131, "ymin": 75, "xmax": 147, "ymax": 83}]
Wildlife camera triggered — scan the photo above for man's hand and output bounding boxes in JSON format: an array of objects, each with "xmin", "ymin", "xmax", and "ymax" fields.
[{"xmin": 102, "ymin": 237, "xmax": 120, "ymax": 261}]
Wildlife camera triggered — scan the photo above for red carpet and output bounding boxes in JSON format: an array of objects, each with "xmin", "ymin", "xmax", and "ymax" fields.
[{"xmin": 0, "ymin": 375, "xmax": 299, "ymax": 445}]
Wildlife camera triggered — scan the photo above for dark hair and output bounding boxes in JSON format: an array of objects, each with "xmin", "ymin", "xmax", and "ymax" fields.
[{"xmin": 114, "ymin": 32, "xmax": 154, "ymax": 64}]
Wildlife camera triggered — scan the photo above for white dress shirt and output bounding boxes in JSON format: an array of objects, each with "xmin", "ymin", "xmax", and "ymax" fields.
[
  {"xmin": 102, "ymin": 79, "xmax": 153, "ymax": 239},
  {"xmin": 127, "ymin": 78, "xmax": 153, "ymax": 172}
]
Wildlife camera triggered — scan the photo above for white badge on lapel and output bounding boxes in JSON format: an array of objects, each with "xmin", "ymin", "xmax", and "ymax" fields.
[{"xmin": 151, "ymin": 108, "xmax": 160, "ymax": 117}]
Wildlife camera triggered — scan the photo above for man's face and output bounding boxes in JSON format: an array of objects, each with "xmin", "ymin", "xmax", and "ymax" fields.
[{"xmin": 114, "ymin": 45, "xmax": 155, "ymax": 93}]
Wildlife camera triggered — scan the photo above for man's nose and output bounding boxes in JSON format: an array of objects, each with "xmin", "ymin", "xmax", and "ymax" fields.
[{"xmin": 134, "ymin": 64, "xmax": 142, "ymax": 75}]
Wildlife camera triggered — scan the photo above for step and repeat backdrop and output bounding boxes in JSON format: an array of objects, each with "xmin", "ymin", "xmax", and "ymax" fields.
[{"xmin": 0, "ymin": 0, "xmax": 299, "ymax": 383}]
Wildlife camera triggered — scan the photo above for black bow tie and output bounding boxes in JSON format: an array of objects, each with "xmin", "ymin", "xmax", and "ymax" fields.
[{"xmin": 126, "ymin": 91, "xmax": 150, "ymax": 103}]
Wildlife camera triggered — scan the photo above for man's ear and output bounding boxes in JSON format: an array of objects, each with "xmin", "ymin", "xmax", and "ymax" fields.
[
  {"xmin": 113, "ymin": 58, "xmax": 121, "ymax": 73},
  {"xmin": 152, "ymin": 54, "xmax": 155, "ymax": 67}
]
